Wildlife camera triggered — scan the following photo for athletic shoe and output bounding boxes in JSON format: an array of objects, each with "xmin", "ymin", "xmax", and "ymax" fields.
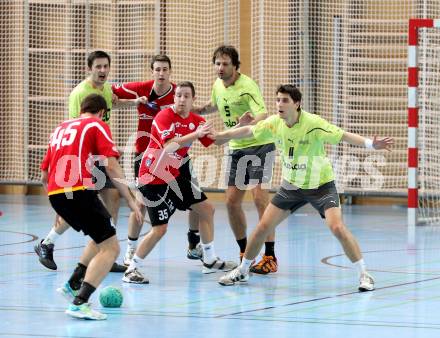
[
  {"xmin": 359, "ymin": 271, "xmax": 375, "ymax": 292},
  {"xmin": 187, "ymin": 243, "xmax": 203, "ymax": 260},
  {"xmin": 34, "ymin": 240, "xmax": 57, "ymax": 270},
  {"xmin": 218, "ymin": 267, "xmax": 249, "ymax": 286},
  {"xmin": 202, "ymin": 258, "xmax": 238, "ymax": 274},
  {"xmin": 123, "ymin": 247, "xmax": 136, "ymax": 266},
  {"xmin": 122, "ymin": 268, "xmax": 149, "ymax": 284},
  {"xmin": 65, "ymin": 302, "xmax": 107, "ymax": 320},
  {"xmin": 110, "ymin": 262, "xmax": 127, "ymax": 273},
  {"xmin": 57, "ymin": 282, "xmax": 79, "ymax": 302},
  {"xmin": 250, "ymin": 255, "xmax": 278, "ymax": 275}
]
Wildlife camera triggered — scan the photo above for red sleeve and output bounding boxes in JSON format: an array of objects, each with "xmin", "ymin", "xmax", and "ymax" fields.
[
  {"xmin": 112, "ymin": 81, "xmax": 145, "ymax": 99},
  {"xmin": 94, "ymin": 121, "xmax": 120, "ymax": 158},
  {"xmin": 199, "ymin": 135, "xmax": 214, "ymax": 147},
  {"xmin": 153, "ymin": 110, "xmax": 175, "ymax": 143}
]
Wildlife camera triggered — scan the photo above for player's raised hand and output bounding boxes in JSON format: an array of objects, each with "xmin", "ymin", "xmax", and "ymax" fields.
[
  {"xmin": 372, "ymin": 135, "xmax": 394, "ymax": 151},
  {"xmin": 135, "ymin": 96, "xmax": 148, "ymax": 105},
  {"xmin": 238, "ymin": 111, "xmax": 255, "ymax": 126},
  {"xmin": 196, "ymin": 121, "xmax": 214, "ymax": 138}
]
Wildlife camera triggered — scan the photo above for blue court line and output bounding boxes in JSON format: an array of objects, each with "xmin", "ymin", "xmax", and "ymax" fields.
[{"xmin": 216, "ymin": 275, "xmax": 440, "ymax": 317}]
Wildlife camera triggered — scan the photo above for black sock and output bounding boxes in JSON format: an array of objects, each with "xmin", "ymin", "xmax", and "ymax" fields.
[
  {"xmin": 264, "ymin": 242, "xmax": 275, "ymax": 257},
  {"xmin": 187, "ymin": 230, "xmax": 200, "ymax": 249},
  {"xmin": 73, "ymin": 281, "xmax": 96, "ymax": 306},
  {"xmin": 68, "ymin": 263, "xmax": 87, "ymax": 291},
  {"xmin": 237, "ymin": 237, "xmax": 247, "ymax": 254},
  {"xmin": 128, "ymin": 236, "xmax": 139, "ymax": 241}
]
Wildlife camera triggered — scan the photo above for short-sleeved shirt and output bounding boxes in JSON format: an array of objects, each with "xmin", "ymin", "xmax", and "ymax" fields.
[
  {"xmin": 41, "ymin": 116, "xmax": 120, "ymax": 195},
  {"xmin": 138, "ymin": 107, "xmax": 213, "ymax": 185},
  {"xmin": 68, "ymin": 80, "xmax": 113, "ymax": 123},
  {"xmin": 251, "ymin": 110, "xmax": 344, "ymax": 189},
  {"xmin": 211, "ymin": 73, "xmax": 271, "ymax": 150},
  {"xmin": 112, "ymin": 80, "xmax": 175, "ymax": 153}
]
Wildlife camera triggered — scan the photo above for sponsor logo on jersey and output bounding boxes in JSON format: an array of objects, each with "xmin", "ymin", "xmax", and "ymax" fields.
[
  {"xmin": 224, "ymin": 120, "xmax": 237, "ymax": 128},
  {"xmin": 139, "ymin": 113, "xmax": 154, "ymax": 120},
  {"xmin": 283, "ymin": 162, "xmax": 307, "ymax": 170}
]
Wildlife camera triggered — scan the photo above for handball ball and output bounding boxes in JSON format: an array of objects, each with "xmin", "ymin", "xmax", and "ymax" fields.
[{"xmin": 99, "ymin": 286, "xmax": 123, "ymax": 308}]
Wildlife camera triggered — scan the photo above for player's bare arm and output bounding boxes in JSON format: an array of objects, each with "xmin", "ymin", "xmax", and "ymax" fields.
[
  {"xmin": 163, "ymin": 121, "xmax": 214, "ymax": 153},
  {"xmin": 236, "ymin": 111, "xmax": 268, "ymax": 128},
  {"xmin": 106, "ymin": 156, "xmax": 143, "ymax": 225},
  {"xmin": 213, "ymin": 125, "xmax": 254, "ymax": 145},
  {"xmin": 342, "ymin": 132, "xmax": 394, "ymax": 151},
  {"xmin": 192, "ymin": 101, "xmax": 218, "ymax": 115},
  {"xmin": 112, "ymin": 95, "xmax": 148, "ymax": 108}
]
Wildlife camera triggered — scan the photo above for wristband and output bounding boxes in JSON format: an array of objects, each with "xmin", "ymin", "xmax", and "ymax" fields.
[{"xmin": 364, "ymin": 138, "xmax": 374, "ymax": 149}]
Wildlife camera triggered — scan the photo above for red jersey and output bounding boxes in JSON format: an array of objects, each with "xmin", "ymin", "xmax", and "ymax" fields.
[
  {"xmin": 41, "ymin": 116, "xmax": 120, "ymax": 195},
  {"xmin": 138, "ymin": 107, "xmax": 213, "ymax": 185},
  {"xmin": 112, "ymin": 80, "xmax": 175, "ymax": 153}
]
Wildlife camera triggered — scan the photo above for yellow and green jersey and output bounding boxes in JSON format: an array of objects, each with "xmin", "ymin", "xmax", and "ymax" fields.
[
  {"xmin": 68, "ymin": 80, "xmax": 113, "ymax": 123},
  {"xmin": 251, "ymin": 110, "xmax": 344, "ymax": 189},
  {"xmin": 211, "ymin": 74, "xmax": 271, "ymax": 150}
]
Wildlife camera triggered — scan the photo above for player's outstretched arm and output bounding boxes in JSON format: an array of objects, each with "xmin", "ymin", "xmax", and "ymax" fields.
[
  {"xmin": 162, "ymin": 121, "xmax": 214, "ymax": 153},
  {"xmin": 342, "ymin": 132, "xmax": 394, "ymax": 151},
  {"xmin": 193, "ymin": 101, "xmax": 218, "ymax": 115},
  {"xmin": 112, "ymin": 95, "xmax": 147, "ymax": 108},
  {"xmin": 106, "ymin": 157, "xmax": 143, "ymax": 224},
  {"xmin": 213, "ymin": 126, "xmax": 254, "ymax": 145}
]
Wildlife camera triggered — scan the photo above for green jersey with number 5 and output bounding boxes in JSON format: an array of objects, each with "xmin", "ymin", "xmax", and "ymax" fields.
[{"xmin": 211, "ymin": 74, "xmax": 271, "ymax": 150}]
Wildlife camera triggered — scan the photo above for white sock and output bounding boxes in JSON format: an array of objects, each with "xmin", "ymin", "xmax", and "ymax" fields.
[
  {"xmin": 128, "ymin": 254, "xmax": 143, "ymax": 271},
  {"xmin": 240, "ymin": 258, "xmax": 253, "ymax": 274},
  {"xmin": 353, "ymin": 258, "xmax": 366, "ymax": 276},
  {"xmin": 201, "ymin": 241, "xmax": 216, "ymax": 263},
  {"xmin": 127, "ymin": 238, "xmax": 138, "ymax": 250},
  {"xmin": 42, "ymin": 228, "xmax": 60, "ymax": 245}
]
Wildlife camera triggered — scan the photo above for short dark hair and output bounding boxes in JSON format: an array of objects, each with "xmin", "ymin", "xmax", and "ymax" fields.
[
  {"xmin": 212, "ymin": 45, "xmax": 240, "ymax": 70},
  {"xmin": 150, "ymin": 54, "xmax": 172, "ymax": 70},
  {"xmin": 80, "ymin": 94, "xmax": 108, "ymax": 115},
  {"xmin": 87, "ymin": 50, "xmax": 111, "ymax": 69},
  {"xmin": 176, "ymin": 81, "xmax": 195, "ymax": 97},
  {"xmin": 277, "ymin": 84, "xmax": 302, "ymax": 103}
]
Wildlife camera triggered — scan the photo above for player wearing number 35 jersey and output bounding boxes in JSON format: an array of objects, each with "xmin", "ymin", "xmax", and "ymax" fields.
[{"xmin": 122, "ymin": 81, "xmax": 237, "ymax": 284}]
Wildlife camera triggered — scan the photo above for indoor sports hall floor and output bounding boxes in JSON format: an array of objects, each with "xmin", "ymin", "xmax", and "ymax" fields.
[{"xmin": 1, "ymin": 194, "xmax": 439, "ymax": 338}]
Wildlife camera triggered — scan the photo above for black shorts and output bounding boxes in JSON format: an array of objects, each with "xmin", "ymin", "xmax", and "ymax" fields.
[
  {"xmin": 49, "ymin": 190, "xmax": 116, "ymax": 244},
  {"xmin": 226, "ymin": 143, "xmax": 275, "ymax": 187},
  {"xmin": 271, "ymin": 180, "xmax": 340, "ymax": 218},
  {"xmin": 139, "ymin": 168, "xmax": 207, "ymax": 226}
]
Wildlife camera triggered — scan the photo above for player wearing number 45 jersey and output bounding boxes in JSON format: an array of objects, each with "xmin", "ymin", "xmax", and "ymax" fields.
[
  {"xmin": 40, "ymin": 94, "xmax": 142, "ymax": 320},
  {"xmin": 122, "ymin": 81, "xmax": 237, "ymax": 284},
  {"xmin": 215, "ymin": 85, "xmax": 394, "ymax": 292}
]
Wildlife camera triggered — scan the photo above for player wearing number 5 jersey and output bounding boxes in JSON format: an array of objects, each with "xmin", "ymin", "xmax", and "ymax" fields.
[
  {"xmin": 122, "ymin": 81, "xmax": 237, "ymax": 284},
  {"xmin": 197, "ymin": 45, "xmax": 278, "ymax": 274},
  {"xmin": 40, "ymin": 94, "xmax": 142, "ymax": 320}
]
